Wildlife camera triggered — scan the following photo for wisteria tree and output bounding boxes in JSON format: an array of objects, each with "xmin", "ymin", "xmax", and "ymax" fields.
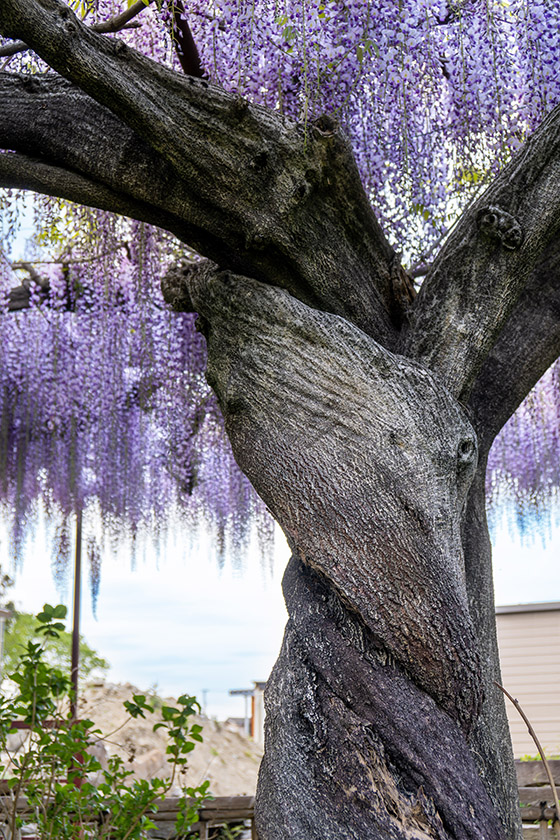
[{"xmin": 1, "ymin": 1, "xmax": 560, "ymax": 838}]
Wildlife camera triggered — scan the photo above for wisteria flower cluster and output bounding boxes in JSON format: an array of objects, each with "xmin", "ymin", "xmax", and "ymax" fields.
[
  {"xmin": 0, "ymin": 0, "xmax": 559, "ymax": 589},
  {"xmin": 0, "ymin": 207, "xmax": 271, "ymax": 590}
]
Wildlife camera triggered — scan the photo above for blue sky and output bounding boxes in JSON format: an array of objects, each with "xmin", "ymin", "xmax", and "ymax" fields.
[{"xmin": 6, "ymin": 522, "xmax": 290, "ymax": 721}]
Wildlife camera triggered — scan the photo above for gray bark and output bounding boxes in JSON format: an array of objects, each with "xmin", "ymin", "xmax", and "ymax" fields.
[
  {"xmin": 460, "ymin": 239, "xmax": 560, "ymax": 837},
  {"xmin": 3, "ymin": 0, "xmax": 560, "ymax": 837},
  {"xmin": 462, "ymin": 464, "xmax": 520, "ymax": 840},
  {"xmin": 181, "ymin": 267, "xmax": 505, "ymax": 840},
  {"xmin": 403, "ymin": 107, "xmax": 560, "ymax": 403}
]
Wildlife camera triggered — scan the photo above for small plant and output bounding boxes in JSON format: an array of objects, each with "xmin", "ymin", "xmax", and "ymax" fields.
[
  {"xmin": 3, "ymin": 610, "xmax": 110, "ymax": 681},
  {"xmin": 0, "ymin": 604, "xmax": 211, "ymax": 839},
  {"xmin": 212, "ymin": 823, "xmax": 245, "ymax": 840}
]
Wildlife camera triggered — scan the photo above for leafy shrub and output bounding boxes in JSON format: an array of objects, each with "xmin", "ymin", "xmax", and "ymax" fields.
[
  {"xmin": 0, "ymin": 604, "xmax": 210, "ymax": 839},
  {"xmin": 3, "ymin": 611, "xmax": 110, "ymax": 681}
]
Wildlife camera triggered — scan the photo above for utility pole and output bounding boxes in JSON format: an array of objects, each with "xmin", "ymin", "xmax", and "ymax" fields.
[
  {"xmin": 70, "ymin": 508, "xmax": 82, "ymax": 720},
  {"xmin": 0, "ymin": 607, "xmax": 11, "ymax": 681}
]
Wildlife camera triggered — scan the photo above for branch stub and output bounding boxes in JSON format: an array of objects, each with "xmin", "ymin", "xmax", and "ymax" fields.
[{"xmin": 476, "ymin": 205, "xmax": 523, "ymax": 250}]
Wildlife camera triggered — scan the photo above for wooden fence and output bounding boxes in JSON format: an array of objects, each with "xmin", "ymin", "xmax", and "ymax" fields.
[
  {"xmin": 2, "ymin": 761, "xmax": 559, "ymax": 838},
  {"xmin": 518, "ymin": 759, "xmax": 560, "ymax": 839},
  {"xmin": 149, "ymin": 795, "xmax": 255, "ymax": 839},
  {"xmin": 149, "ymin": 760, "xmax": 560, "ymax": 839}
]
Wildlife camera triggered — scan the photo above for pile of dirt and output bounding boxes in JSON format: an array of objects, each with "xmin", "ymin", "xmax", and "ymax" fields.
[{"xmin": 78, "ymin": 682, "xmax": 263, "ymax": 797}]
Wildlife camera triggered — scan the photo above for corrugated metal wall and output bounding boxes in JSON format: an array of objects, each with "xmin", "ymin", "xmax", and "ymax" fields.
[{"xmin": 496, "ymin": 604, "xmax": 560, "ymax": 757}]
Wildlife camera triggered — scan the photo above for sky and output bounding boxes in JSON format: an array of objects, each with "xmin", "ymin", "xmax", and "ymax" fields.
[
  {"xmin": 2, "ymin": 202, "xmax": 560, "ymax": 723},
  {"xmin": 3, "ymin": 512, "xmax": 560, "ymax": 722},
  {"xmin": 5, "ymin": 520, "xmax": 290, "ymax": 721}
]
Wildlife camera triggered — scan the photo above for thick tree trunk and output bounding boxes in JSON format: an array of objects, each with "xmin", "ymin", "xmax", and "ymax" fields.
[
  {"xmin": 184, "ymin": 265, "xmax": 514, "ymax": 840},
  {"xmin": 462, "ymin": 465, "xmax": 521, "ymax": 840},
  {"xmin": 258, "ymin": 557, "xmax": 505, "ymax": 840}
]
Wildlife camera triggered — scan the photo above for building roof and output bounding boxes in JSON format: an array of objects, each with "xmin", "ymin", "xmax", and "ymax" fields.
[{"xmin": 496, "ymin": 601, "xmax": 560, "ymax": 615}]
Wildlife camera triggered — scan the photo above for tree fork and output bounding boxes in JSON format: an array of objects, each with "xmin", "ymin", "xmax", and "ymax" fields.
[{"xmin": 179, "ymin": 264, "xmax": 514, "ymax": 839}]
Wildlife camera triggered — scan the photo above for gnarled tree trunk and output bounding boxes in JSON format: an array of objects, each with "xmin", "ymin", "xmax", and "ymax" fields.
[
  {"xmin": 180, "ymin": 267, "xmax": 513, "ymax": 840},
  {"xmin": 3, "ymin": 1, "xmax": 560, "ymax": 837}
]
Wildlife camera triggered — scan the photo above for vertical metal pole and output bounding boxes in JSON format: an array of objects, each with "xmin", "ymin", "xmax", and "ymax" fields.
[
  {"xmin": 70, "ymin": 508, "xmax": 82, "ymax": 720},
  {"xmin": 0, "ymin": 614, "xmax": 6, "ymax": 682}
]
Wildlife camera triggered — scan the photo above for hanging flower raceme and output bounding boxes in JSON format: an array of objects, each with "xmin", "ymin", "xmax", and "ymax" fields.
[
  {"xmin": 0, "ymin": 211, "xmax": 270, "ymax": 577},
  {"xmin": 1, "ymin": 0, "xmax": 560, "ymax": 574},
  {"xmin": 487, "ymin": 365, "xmax": 560, "ymax": 542}
]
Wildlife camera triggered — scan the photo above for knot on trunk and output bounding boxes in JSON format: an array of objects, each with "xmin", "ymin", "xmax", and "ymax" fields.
[
  {"xmin": 161, "ymin": 258, "xmax": 212, "ymax": 312},
  {"xmin": 312, "ymin": 113, "xmax": 338, "ymax": 136},
  {"xmin": 477, "ymin": 205, "xmax": 523, "ymax": 250}
]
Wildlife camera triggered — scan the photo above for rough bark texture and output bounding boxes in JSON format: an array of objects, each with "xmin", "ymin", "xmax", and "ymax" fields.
[
  {"xmin": 462, "ymin": 464, "xmax": 520, "ymax": 838},
  {"xmin": 187, "ymin": 269, "xmax": 482, "ymax": 726},
  {"xmin": 182, "ymin": 267, "xmax": 506, "ymax": 839},
  {"xmin": 2, "ymin": 1, "xmax": 560, "ymax": 837},
  {"xmin": 403, "ymin": 106, "xmax": 560, "ymax": 402},
  {"xmin": 259, "ymin": 556, "xmax": 503, "ymax": 840}
]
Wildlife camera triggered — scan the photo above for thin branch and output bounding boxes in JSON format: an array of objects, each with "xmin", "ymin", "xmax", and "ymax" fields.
[
  {"xmin": 170, "ymin": 0, "xmax": 206, "ymax": 78},
  {"xmin": 0, "ymin": 0, "xmax": 153, "ymax": 58},
  {"xmin": 409, "ymin": 264, "xmax": 429, "ymax": 280},
  {"xmin": 15, "ymin": 260, "xmax": 49, "ymax": 289},
  {"xmin": 496, "ymin": 682, "xmax": 560, "ymax": 823},
  {"xmin": 89, "ymin": 0, "xmax": 155, "ymax": 33},
  {"xmin": 11, "ymin": 244, "xmax": 129, "ymax": 268},
  {"xmin": 0, "ymin": 150, "xmax": 197, "ymax": 246}
]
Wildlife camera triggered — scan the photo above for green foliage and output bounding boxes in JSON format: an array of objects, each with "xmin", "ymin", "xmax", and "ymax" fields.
[
  {"xmin": 3, "ymin": 610, "xmax": 110, "ymax": 681},
  {"xmin": 0, "ymin": 605, "xmax": 211, "ymax": 839},
  {"xmin": 0, "ymin": 567, "xmax": 13, "ymax": 605}
]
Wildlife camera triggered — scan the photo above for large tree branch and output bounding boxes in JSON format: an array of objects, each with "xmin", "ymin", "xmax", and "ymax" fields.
[
  {"xmin": 0, "ymin": 150, "xmax": 197, "ymax": 241},
  {"xmin": 468, "ymin": 237, "xmax": 560, "ymax": 451},
  {"xmin": 0, "ymin": 0, "xmax": 152, "ymax": 57},
  {"xmin": 0, "ymin": 0, "xmax": 409, "ymax": 345},
  {"xmin": 404, "ymin": 105, "xmax": 560, "ymax": 402},
  {"xmin": 0, "ymin": 73, "xmax": 235, "ymax": 253}
]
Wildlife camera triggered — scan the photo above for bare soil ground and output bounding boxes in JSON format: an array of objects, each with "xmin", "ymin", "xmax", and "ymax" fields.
[{"xmin": 78, "ymin": 682, "xmax": 263, "ymax": 797}]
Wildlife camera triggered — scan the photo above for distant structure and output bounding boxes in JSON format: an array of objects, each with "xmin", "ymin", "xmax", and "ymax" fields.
[
  {"xmin": 228, "ymin": 682, "xmax": 267, "ymax": 745},
  {"xmin": 228, "ymin": 688, "xmax": 253, "ymax": 735},
  {"xmin": 251, "ymin": 682, "xmax": 266, "ymax": 746},
  {"xmin": 496, "ymin": 601, "xmax": 560, "ymax": 757}
]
